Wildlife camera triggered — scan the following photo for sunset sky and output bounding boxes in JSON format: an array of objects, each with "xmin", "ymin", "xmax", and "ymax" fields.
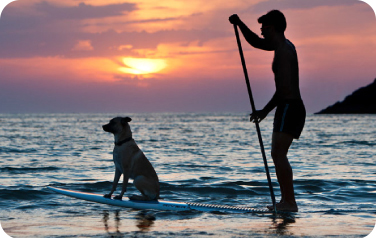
[{"xmin": 0, "ymin": 0, "xmax": 375, "ymax": 113}]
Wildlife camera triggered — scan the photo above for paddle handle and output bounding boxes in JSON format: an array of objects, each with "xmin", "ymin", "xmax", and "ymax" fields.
[{"xmin": 233, "ymin": 24, "xmax": 277, "ymax": 212}]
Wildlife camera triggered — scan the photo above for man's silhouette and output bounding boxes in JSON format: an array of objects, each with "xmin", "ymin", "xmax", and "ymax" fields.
[{"xmin": 230, "ymin": 10, "xmax": 306, "ymax": 212}]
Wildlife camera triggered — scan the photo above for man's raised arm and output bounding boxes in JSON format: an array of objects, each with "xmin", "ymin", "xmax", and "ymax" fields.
[{"xmin": 229, "ymin": 14, "xmax": 274, "ymax": 51}]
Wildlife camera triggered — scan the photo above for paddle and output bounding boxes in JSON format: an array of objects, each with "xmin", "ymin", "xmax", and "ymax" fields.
[{"xmin": 232, "ymin": 24, "xmax": 277, "ymax": 213}]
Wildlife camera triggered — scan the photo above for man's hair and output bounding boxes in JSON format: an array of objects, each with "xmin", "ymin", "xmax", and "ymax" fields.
[{"xmin": 258, "ymin": 10, "xmax": 286, "ymax": 33}]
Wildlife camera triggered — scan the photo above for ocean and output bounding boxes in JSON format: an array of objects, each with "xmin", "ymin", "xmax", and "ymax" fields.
[{"xmin": 0, "ymin": 113, "xmax": 375, "ymax": 237}]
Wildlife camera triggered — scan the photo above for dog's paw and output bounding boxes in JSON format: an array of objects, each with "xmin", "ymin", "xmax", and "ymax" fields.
[
  {"xmin": 103, "ymin": 194, "xmax": 112, "ymax": 198},
  {"xmin": 113, "ymin": 195, "xmax": 123, "ymax": 200}
]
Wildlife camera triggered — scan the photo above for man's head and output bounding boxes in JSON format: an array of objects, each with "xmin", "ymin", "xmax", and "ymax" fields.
[{"xmin": 258, "ymin": 10, "xmax": 286, "ymax": 36}]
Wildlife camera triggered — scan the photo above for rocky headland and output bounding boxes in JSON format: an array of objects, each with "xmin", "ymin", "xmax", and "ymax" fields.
[{"xmin": 316, "ymin": 78, "xmax": 376, "ymax": 114}]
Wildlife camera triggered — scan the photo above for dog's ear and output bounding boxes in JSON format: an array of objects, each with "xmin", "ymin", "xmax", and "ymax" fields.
[{"xmin": 121, "ymin": 117, "xmax": 132, "ymax": 125}]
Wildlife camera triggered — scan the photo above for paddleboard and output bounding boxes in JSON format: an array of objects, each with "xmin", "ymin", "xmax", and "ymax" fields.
[{"xmin": 47, "ymin": 186, "xmax": 271, "ymax": 213}]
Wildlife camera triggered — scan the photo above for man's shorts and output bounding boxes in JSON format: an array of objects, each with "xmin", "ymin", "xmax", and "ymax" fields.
[{"xmin": 273, "ymin": 99, "xmax": 306, "ymax": 139}]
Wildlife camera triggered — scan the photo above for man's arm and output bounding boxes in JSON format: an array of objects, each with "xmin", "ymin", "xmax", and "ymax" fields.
[
  {"xmin": 250, "ymin": 93, "xmax": 278, "ymax": 123},
  {"xmin": 263, "ymin": 92, "xmax": 279, "ymax": 114},
  {"xmin": 229, "ymin": 14, "xmax": 274, "ymax": 51}
]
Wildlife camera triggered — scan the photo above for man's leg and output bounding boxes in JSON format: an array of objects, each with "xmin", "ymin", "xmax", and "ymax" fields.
[{"xmin": 271, "ymin": 131, "xmax": 298, "ymax": 212}]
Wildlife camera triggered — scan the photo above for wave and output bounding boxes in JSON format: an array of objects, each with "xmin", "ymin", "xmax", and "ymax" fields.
[
  {"xmin": 45, "ymin": 178, "xmax": 375, "ymax": 197},
  {"xmin": 0, "ymin": 187, "xmax": 49, "ymax": 201},
  {"xmin": 0, "ymin": 166, "xmax": 60, "ymax": 174},
  {"xmin": 1, "ymin": 177, "xmax": 374, "ymax": 215},
  {"xmin": 336, "ymin": 140, "xmax": 376, "ymax": 146},
  {"xmin": 0, "ymin": 147, "xmax": 38, "ymax": 153}
]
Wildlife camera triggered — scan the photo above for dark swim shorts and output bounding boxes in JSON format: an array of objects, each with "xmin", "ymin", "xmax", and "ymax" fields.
[{"xmin": 273, "ymin": 99, "xmax": 306, "ymax": 139}]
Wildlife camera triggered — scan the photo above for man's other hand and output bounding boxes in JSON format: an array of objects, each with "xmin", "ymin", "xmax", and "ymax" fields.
[{"xmin": 250, "ymin": 110, "xmax": 268, "ymax": 123}]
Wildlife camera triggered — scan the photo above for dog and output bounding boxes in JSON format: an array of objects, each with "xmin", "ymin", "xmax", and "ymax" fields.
[{"xmin": 102, "ymin": 117, "xmax": 160, "ymax": 201}]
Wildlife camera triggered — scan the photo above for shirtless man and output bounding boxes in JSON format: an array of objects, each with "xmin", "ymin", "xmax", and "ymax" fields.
[{"xmin": 229, "ymin": 10, "xmax": 305, "ymax": 212}]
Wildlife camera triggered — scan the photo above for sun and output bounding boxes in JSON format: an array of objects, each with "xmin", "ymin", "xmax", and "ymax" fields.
[{"xmin": 119, "ymin": 57, "xmax": 167, "ymax": 75}]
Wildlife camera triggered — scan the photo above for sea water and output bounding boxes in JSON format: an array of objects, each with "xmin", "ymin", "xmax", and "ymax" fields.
[{"xmin": 0, "ymin": 113, "xmax": 375, "ymax": 237}]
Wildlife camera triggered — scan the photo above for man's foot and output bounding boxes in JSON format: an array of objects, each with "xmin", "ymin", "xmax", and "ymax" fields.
[
  {"xmin": 266, "ymin": 200, "xmax": 284, "ymax": 210},
  {"xmin": 267, "ymin": 202, "xmax": 280, "ymax": 211},
  {"xmin": 267, "ymin": 201, "xmax": 298, "ymax": 212}
]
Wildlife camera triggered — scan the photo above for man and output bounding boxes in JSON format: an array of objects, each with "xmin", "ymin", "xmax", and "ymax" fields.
[{"xmin": 229, "ymin": 10, "xmax": 305, "ymax": 212}]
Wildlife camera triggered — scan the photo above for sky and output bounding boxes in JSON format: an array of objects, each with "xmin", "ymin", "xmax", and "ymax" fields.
[{"xmin": 0, "ymin": 0, "xmax": 375, "ymax": 113}]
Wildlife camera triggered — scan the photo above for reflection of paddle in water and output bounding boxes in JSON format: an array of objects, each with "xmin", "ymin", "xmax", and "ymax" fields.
[
  {"xmin": 270, "ymin": 214, "xmax": 296, "ymax": 236},
  {"xmin": 101, "ymin": 210, "xmax": 156, "ymax": 235}
]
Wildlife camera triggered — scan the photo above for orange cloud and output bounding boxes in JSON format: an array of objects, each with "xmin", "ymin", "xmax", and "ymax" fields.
[
  {"xmin": 0, "ymin": 57, "xmax": 123, "ymax": 83},
  {"xmin": 72, "ymin": 40, "xmax": 94, "ymax": 51}
]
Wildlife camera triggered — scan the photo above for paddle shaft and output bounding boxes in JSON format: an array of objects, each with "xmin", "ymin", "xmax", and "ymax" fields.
[{"xmin": 233, "ymin": 24, "xmax": 276, "ymax": 212}]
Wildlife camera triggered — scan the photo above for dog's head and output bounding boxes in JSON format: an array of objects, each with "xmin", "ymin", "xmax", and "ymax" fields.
[{"xmin": 102, "ymin": 117, "xmax": 132, "ymax": 135}]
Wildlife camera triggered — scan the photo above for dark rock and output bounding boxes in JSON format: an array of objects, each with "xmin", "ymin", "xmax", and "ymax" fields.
[{"xmin": 315, "ymin": 78, "xmax": 376, "ymax": 114}]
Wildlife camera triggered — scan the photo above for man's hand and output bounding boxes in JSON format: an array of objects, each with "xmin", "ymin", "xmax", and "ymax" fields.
[
  {"xmin": 229, "ymin": 14, "xmax": 241, "ymax": 25},
  {"xmin": 250, "ymin": 109, "xmax": 268, "ymax": 123}
]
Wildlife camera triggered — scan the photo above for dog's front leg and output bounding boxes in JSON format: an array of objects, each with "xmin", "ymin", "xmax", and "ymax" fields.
[
  {"xmin": 113, "ymin": 170, "xmax": 130, "ymax": 200},
  {"xmin": 104, "ymin": 168, "xmax": 122, "ymax": 198}
]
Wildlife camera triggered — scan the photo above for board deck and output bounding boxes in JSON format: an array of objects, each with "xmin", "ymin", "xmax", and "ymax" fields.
[{"xmin": 47, "ymin": 186, "xmax": 271, "ymax": 213}]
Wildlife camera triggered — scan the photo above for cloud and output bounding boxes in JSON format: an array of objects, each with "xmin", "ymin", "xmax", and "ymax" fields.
[
  {"xmin": 0, "ymin": 1, "xmax": 229, "ymax": 59},
  {"xmin": 35, "ymin": 1, "xmax": 136, "ymax": 20},
  {"xmin": 0, "ymin": 1, "xmax": 137, "ymax": 36},
  {"xmin": 72, "ymin": 40, "xmax": 94, "ymax": 51},
  {"xmin": 0, "ymin": 0, "xmax": 375, "ymax": 113},
  {"xmin": 0, "ymin": 22, "xmax": 229, "ymax": 58},
  {"xmin": 251, "ymin": 0, "xmax": 361, "ymax": 13}
]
